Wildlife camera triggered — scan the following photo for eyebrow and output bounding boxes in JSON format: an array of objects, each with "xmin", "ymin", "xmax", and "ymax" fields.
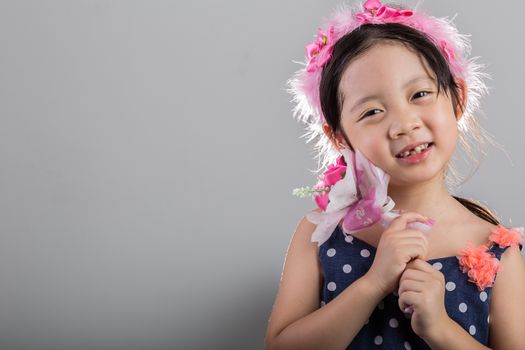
[{"xmin": 347, "ymin": 76, "xmax": 436, "ymax": 114}]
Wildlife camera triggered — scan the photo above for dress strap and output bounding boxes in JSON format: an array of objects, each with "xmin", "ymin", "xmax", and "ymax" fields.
[
  {"xmin": 457, "ymin": 225, "xmax": 524, "ymax": 292},
  {"xmin": 487, "ymin": 243, "xmax": 511, "ymax": 261}
]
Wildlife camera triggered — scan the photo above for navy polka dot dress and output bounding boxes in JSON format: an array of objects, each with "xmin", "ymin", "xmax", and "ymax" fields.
[{"xmin": 319, "ymin": 224, "xmax": 523, "ymax": 349}]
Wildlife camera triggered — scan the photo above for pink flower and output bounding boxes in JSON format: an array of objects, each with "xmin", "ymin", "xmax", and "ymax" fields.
[
  {"xmin": 313, "ymin": 193, "xmax": 329, "ymax": 211},
  {"xmin": 322, "ymin": 156, "xmax": 347, "ymax": 186},
  {"xmin": 313, "ymin": 180, "xmax": 329, "ymax": 211},
  {"xmin": 313, "ymin": 155, "xmax": 346, "ymax": 211},
  {"xmin": 305, "ymin": 26, "xmax": 335, "ymax": 73},
  {"xmin": 363, "ymin": 0, "xmax": 382, "ymax": 12},
  {"xmin": 488, "ymin": 225, "xmax": 525, "ymax": 248},
  {"xmin": 356, "ymin": 0, "xmax": 413, "ymax": 23},
  {"xmin": 440, "ymin": 40, "xmax": 456, "ymax": 61},
  {"xmin": 457, "ymin": 243, "xmax": 501, "ymax": 291}
]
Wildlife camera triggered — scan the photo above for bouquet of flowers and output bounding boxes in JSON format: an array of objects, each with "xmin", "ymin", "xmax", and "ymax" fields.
[{"xmin": 293, "ymin": 148, "xmax": 434, "ymax": 246}]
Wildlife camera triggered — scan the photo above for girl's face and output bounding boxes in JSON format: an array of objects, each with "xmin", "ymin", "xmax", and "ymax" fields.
[{"xmin": 338, "ymin": 41, "xmax": 460, "ymax": 186}]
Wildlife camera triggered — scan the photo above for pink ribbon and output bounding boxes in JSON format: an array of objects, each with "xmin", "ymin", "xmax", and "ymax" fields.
[{"xmin": 356, "ymin": 0, "xmax": 413, "ymax": 22}]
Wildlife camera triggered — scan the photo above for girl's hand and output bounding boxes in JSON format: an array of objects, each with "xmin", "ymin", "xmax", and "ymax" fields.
[
  {"xmin": 364, "ymin": 212, "xmax": 430, "ymax": 297},
  {"xmin": 398, "ymin": 258, "xmax": 450, "ymax": 340}
]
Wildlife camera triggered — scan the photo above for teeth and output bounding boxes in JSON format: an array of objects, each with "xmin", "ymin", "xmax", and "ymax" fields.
[{"xmin": 398, "ymin": 143, "xmax": 430, "ymax": 158}]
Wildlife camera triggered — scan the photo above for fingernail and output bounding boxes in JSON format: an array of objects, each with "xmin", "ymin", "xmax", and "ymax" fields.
[{"xmin": 425, "ymin": 218, "xmax": 435, "ymax": 225}]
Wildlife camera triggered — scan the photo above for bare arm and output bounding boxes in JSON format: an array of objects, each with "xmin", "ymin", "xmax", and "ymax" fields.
[
  {"xmin": 424, "ymin": 317, "xmax": 491, "ymax": 350},
  {"xmin": 264, "ymin": 214, "xmax": 388, "ymax": 350},
  {"xmin": 488, "ymin": 244, "xmax": 525, "ymax": 350}
]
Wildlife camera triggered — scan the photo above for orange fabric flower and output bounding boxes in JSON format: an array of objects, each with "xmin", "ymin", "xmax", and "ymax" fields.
[
  {"xmin": 457, "ymin": 243, "xmax": 501, "ymax": 291},
  {"xmin": 488, "ymin": 225, "xmax": 525, "ymax": 248}
]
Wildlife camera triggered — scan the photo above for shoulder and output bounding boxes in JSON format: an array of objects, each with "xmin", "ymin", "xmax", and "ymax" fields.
[
  {"xmin": 488, "ymin": 227, "xmax": 525, "ymax": 348},
  {"xmin": 281, "ymin": 209, "xmax": 323, "ymax": 278},
  {"xmin": 290, "ymin": 209, "xmax": 322, "ymax": 256},
  {"xmin": 447, "ymin": 198, "xmax": 498, "ymax": 247},
  {"xmin": 460, "ymin": 206, "xmax": 505, "ymax": 246}
]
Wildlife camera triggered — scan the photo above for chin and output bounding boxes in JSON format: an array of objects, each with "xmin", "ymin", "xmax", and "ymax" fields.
[{"xmin": 387, "ymin": 165, "xmax": 445, "ymax": 186}]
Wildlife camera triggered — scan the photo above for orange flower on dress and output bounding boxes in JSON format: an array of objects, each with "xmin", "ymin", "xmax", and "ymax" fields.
[
  {"xmin": 457, "ymin": 243, "xmax": 501, "ymax": 291},
  {"xmin": 488, "ymin": 225, "xmax": 525, "ymax": 248}
]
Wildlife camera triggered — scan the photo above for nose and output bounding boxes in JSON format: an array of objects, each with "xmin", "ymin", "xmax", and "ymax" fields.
[{"xmin": 388, "ymin": 109, "xmax": 422, "ymax": 139}]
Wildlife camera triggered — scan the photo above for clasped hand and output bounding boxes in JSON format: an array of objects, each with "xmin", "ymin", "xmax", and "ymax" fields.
[
  {"xmin": 398, "ymin": 258, "xmax": 450, "ymax": 340},
  {"xmin": 366, "ymin": 211, "xmax": 452, "ymax": 341}
]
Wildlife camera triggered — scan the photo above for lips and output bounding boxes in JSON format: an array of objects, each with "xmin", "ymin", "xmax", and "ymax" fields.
[{"xmin": 395, "ymin": 142, "xmax": 434, "ymax": 158}]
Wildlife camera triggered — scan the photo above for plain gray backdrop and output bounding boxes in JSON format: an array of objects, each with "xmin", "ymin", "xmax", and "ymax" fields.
[{"xmin": 0, "ymin": 0, "xmax": 523, "ymax": 349}]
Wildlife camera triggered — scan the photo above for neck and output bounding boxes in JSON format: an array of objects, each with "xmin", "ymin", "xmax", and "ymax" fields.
[{"xmin": 387, "ymin": 173, "xmax": 461, "ymax": 222}]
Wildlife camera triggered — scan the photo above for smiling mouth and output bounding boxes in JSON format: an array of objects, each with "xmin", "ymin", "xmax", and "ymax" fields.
[{"xmin": 395, "ymin": 142, "xmax": 434, "ymax": 158}]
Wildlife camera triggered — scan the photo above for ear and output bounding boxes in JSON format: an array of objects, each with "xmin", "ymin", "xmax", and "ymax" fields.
[
  {"xmin": 455, "ymin": 78, "xmax": 468, "ymax": 121},
  {"xmin": 322, "ymin": 123, "xmax": 346, "ymax": 150}
]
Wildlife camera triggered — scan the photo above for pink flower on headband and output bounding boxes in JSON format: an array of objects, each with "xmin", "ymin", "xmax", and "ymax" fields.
[
  {"xmin": 440, "ymin": 40, "xmax": 456, "ymax": 61},
  {"xmin": 305, "ymin": 26, "xmax": 335, "ymax": 73},
  {"xmin": 356, "ymin": 0, "xmax": 413, "ymax": 22},
  {"xmin": 304, "ymin": 1, "xmax": 415, "ymax": 74}
]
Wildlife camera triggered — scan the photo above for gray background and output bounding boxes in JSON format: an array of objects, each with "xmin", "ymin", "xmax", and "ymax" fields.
[{"xmin": 0, "ymin": 1, "xmax": 523, "ymax": 349}]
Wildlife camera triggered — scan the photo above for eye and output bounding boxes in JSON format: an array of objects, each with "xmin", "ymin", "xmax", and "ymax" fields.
[
  {"xmin": 360, "ymin": 108, "xmax": 382, "ymax": 119},
  {"xmin": 412, "ymin": 91, "xmax": 431, "ymax": 99}
]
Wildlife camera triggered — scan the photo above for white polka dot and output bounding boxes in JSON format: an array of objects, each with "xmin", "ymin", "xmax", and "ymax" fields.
[
  {"xmin": 343, "ymin": 264, "xmax": 352, "ymax": 273},
  {"xmin": 327, "ymin": 282, "xmax": 336, "ymax": 291},
  {"xmin": 480, "ymin": 291, "xmax": 488, "ymax": 302},
  {"xmin": 345, "ymin": 235, "xmax": 354, "ymax": 243},
  {"xmin": 374, "ymin": 335, "xmax": 383, "ymax": 345},
  {"xmin": 445, "ymin": 281, "xmax": 456, "ymax": 291},
  {"xmin": 432, "ymin": 262, "xmax": 443, "ymax": 270},
  {"xmin": 487, "ymin": 315, "xmax": 490, "ymax": 324},
  {"xmin": 377, "ymin": 301, "xmax": 384, "ymax": 310},
  {"xmin": 361, "ymin": 249, "xmax": 371, "ymax": 258},
  {"xmin": 459, "ymin": 303, "xmax": 468, "ymax": 313},
  {"xmin": 320, "ymin": 300, "xmax": 325, "ymax": 307},
  {"xmin": 327, "ymin": 248, "xmax": 336, "ymax": 257},
  {"xmin": 404, "ymin": 341, "xmax": 412, "ymax": 350},
  {"xmin": 469, "ymin": 325, "xmax": 476, "ymax": 335},
  {"xmin": 389, "ymin": 318, "xmax": 399, "ymax": 328}
]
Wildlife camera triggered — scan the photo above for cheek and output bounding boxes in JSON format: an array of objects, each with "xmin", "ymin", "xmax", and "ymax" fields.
[
  {"xmin": 346, "ymin": 127, "xmax": 385, "ymax": 161},
  {"xmin": 432, "ymin": 113, "xmax": 459, "ymax": 148}
]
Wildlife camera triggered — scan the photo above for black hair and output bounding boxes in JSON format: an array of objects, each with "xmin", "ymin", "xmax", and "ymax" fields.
[{"xmin": 319, "ymin": 23, "xmax": 499, "ymax": 225}]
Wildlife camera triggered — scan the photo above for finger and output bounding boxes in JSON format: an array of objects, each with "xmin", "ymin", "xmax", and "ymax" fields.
[
  {"xmin": 387, "ymin": 212, "xmax": 429, "ymax": 232},
  {"xmin": 395, "ymin": 231, "xmax": 429, "ymax": 256},
  {"xmin": 398, "ymin": 279, "xmax": 426, "ymax": 295},
  {"xmin": 406, "ymin": 259, "xmax": 445, "ymax": 282},
  {"xmin": 395, "ymin": 240, "xmax": 429, "ymax": 261},
  {"xmin": 403, "ymin": 305, "xmax": 414, "ymax": 315},
  {"xmin": 400, "ymin": 267, "xmax": 430, "ymax": 283},
  {"xmin": 394, "ymin": 228, "xmax": 431, "ymax": 240},
  {"xmin": 406, "ymin": 258, "xmax": 436, "ymax": 273},
  {"xmin": 398, "ymin": 290, "xmax": 421, "ymax": 312},
  {"xmin": 397, "ymin": 233, "xmax": 429, "ymax": 248}
]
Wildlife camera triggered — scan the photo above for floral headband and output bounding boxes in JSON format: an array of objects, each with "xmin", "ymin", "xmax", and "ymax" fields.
[{"xmin": 288, "ymin": 0, "xmax": 488, "ymax": 171}]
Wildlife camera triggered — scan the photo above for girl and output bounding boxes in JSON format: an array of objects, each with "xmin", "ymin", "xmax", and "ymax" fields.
[{"xmin": 265, "ymin": 1, "xmax": 525, "ymax": 349}]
